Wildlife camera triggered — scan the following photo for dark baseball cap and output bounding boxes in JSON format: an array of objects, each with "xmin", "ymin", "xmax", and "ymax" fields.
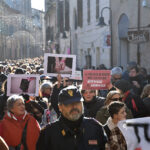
[{"xmin": 58, "ymin": 86, "xmax": 83, "ymax": 105}]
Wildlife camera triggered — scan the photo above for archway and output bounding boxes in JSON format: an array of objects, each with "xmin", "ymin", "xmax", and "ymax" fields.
[{"xmin": 118, "ymin": 14, "xmax": 129, "ymax": 70}]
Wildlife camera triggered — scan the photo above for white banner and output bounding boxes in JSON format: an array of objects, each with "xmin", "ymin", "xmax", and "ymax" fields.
[{"xmin": 118, "ymin": 117, "xmax": 150, "ymax": 150}]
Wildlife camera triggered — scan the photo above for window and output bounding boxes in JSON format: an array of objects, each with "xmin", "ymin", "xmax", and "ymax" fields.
[
  {"xmin": 65, "ymin": 0, "xmax": 69, "ymax": 31},
  {"xmin": 96, "ymin": 0, "xmax": 99, "ymax": 20},
  {"xmin": 87, "ymin": 0, "xmax": 90, "ymax": 24},
  {"xmin": 77, "ymin": 0, "xmax": 83, "ymax": 27},
  {"xmin": 57, "ymin": 1, "xmax": 64, "ymax": 33},
  {"xmin": 74, "ymin": 9, "xmax": 77, "ymax": 30}
]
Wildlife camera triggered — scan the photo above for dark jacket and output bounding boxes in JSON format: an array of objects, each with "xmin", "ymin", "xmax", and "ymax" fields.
[
  {"xmin": 36, "ymin": 115, "xmax": 107, "ymax": 150},
  {"xmin": 143, "ymin": 97, "xmax": 150, "ymax": 116},
  {"xmin": 0, "ymin": 94, "xmax": 8, "ymax": 120},
  {"xmin": 51, "ymin": 84, "xmax": 64, "ymax": 116},
  {"xmin": 122, "ymin": 90, "xmax": 147, "ymax": 118},
  {"xmin": 96, "ymin": 106, "xmax": 133, "ymax": 125},
  {"xmin": 129, "ymin": 74, "xmax": 144, "ymax": 95},
  {"xmin": 83, "ymin": 96, "xmax": 105, "ymax": 118}
]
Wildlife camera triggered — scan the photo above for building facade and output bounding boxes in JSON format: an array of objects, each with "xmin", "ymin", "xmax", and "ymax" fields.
[
  {"xmin": 111, "ymin": 0, "xmax": 150, "ymax": 72},
  {"xmin": 0, "ymin": 0, "xmax": 44, "ymax": 60},
  {"xmin": 45, "ymin": 0, "xmax": 112, "ymax": 69},
  {"xmin": 69, "ymin": 0, "xmax": 111, "ymax": 69}
]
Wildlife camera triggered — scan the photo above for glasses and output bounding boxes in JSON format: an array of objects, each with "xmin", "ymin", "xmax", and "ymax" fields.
[
  {"xmin": 111, "ymin": 97, "xmax": 122, "ymax": 101},
  {"xmin": 114, "ymin": 77, "xmax": 121, "ymax": 81}
]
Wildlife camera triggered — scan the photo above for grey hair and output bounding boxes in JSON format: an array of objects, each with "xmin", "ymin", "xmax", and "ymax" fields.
[
  {"xmin": 40, "ymin": 81, "xmax": 53, "ymax": 92},
  {"xmin": 111, "ymin": 67, "xmax": 123, "ymax": 76},
  {"xmin": 7, "ymin": 95, "xmax": 24, "ymax": 111}
]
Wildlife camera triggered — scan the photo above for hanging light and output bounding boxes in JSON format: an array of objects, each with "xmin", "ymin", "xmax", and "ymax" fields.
[{"xmin": 97, "ymin": 16, "xmax": 106, "ymax": 26}]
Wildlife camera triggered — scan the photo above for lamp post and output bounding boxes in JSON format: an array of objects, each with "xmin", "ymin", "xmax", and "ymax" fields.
[{"xmin": 97, "ymin": 7, "xmax": 113, "ymax": 67}]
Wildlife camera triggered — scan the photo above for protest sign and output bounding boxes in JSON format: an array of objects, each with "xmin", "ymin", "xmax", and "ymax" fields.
[
  {"xmin": 118, "ymin": 117, "xmax": 150, "ymax": 150},
  {"xmin": 70, "ymin": 71, "xmax": 82, "ymax": 81},
  {"xmin": 82, "ymin": 70, "xmax": 111, "ymax": 90},
  {"xmin": 44, "ymin": 53, "xmax": 76, "ymax": 77},
  {"xmin": 7, "ymin": 74, "xmax": 40, "ymax": 96}
]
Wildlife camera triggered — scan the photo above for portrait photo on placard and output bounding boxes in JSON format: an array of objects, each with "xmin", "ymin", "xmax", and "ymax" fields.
[
  {"xmin": 44, "ymin": 53, "xmax": 76, "ymax": 77},
  {"xmin": 7, "ymin": 74, "xmax": 40, "ymax": 96}
]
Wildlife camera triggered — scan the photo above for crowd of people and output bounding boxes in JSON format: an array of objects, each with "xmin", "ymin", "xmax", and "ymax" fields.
[{"xmin": 0, "ymin": 57, "xmax": 150, "ymax": 150}]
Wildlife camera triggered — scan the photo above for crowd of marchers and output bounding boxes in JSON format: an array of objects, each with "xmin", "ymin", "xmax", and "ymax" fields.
[{"xmin": 0, "ymin": 58, "xmax": 150, "ymax": 150}]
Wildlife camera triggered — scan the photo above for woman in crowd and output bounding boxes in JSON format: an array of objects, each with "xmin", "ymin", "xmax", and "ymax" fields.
[
  {"xmin": 96, "ymin": 90, "xmax": 132, "ymax": 124},
  {"xmin": 0, "ymin": 95, "xmax": 40, "ymax": 150},
  {"xmin": 104, "ymin": 101, "xmax": 127, "ymax": 150}
]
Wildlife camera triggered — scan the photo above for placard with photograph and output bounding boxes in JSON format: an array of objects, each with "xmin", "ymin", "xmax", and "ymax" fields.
[
  {"xmin": 7, "ymin": 74, "xmax": 40, "ymax": 96},
  {"xmin": 44, "ymin": 53, "xmax": 76, "ymax": 77},
  {"xmin": 82, "ymin": 70, "xmax": 111, "ymax": 90}
]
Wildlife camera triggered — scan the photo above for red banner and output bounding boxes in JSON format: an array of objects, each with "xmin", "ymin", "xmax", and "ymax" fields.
[{"xmin": 82, "ymin": 70, "xmax": 111, "ymax": 90}]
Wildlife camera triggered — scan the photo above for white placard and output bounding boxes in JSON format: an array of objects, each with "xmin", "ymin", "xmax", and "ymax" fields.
[
  {"xmin": 118, "ymin": 117, "xmax": 150, "ymax": 150},
  {"xmin": 44, "ymin": 53, "xmax": 76, "ymax": 77},
  {"xmin": 7, "ymin": 74, "xmax": 40, "ymax": 96}
]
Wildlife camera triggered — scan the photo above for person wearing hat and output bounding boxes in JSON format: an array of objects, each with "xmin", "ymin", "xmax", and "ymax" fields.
[{"xmin": 36, "ymin": 85, "xmax": 107, "ymax": 150}]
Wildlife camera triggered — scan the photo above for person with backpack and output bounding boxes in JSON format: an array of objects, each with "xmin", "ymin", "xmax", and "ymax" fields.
[{"xmin": 114, "ymin": 79, "xmax": 148, "ymax": 118}]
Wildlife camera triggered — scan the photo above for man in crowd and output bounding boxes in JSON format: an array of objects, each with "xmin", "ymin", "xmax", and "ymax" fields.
[{"xmin": 36, "ymin": 85, "xmax": 107, "ymax": 150}]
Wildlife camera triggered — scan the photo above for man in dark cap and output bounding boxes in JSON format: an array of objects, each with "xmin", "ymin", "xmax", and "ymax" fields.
[{"xmin": 36, "ymin": 85, "xmax": 107, "ymax": 150}]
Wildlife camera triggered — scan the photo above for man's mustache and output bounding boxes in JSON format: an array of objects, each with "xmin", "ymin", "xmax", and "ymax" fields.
[{"xmin": 70, "ymin": 108, "xmax": 80, "ymax": 114}]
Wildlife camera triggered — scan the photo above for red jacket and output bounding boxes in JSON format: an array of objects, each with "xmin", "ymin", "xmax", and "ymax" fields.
[{"xmin": 0, "ymin": 112, "xmax": 40, "ymax": 150}]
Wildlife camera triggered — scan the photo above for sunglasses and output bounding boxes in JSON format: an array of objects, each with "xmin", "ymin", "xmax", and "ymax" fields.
[{"xmin": 111, "ymin": 97, "xmax": 122, "ymax": 101}]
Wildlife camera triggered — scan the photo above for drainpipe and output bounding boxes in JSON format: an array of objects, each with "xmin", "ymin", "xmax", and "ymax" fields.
[{"xmin": 137, "ymin": 0, "xmax": 141, "ymax": 65}]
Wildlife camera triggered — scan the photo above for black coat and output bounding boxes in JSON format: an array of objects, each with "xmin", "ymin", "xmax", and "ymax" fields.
[
  {"xmin": 123, "ymin": 91, "xmax": 147, "ymax": 118},
  {"xmin": 36, "ymin": 116, "xmax": 107, "ymax": 150},
  {"xmin": 0, "ymin": 94, "xmax": 8, "ymax": 120},
  {"xmin": 83, "ymin": 96, "xmax": 105, "ymax": 118}
]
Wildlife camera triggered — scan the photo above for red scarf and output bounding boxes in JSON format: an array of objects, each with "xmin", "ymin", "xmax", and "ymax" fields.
[{"xmin": 122, "ymin": 91, "xmax": 138, "ymax": 112}]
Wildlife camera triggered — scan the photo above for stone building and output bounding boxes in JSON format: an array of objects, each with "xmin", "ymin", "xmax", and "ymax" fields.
[
  {"xmin": 69, "ymin": 0, "xmax": 111, "ymax": 69},
  {"xmin": 111, "ymin": 0, "xmax": 150, "ymax": 71},
  {"xmin": 45, "ymin": 0, "xmax": 111, "ymax": 69},
  {"xmin": 0, "ymin": 0, "xmax": 44, "ymax": 60}
]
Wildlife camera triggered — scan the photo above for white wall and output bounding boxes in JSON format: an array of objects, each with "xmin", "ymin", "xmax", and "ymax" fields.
[{"xmin": 69, "ymin": 0, "xmax": 111, "ymax": 69}]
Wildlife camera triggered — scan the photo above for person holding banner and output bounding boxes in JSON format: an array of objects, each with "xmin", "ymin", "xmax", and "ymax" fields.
[{"xmin": 104, "ymin": 101, "xmax": 127, "ymax": 150}]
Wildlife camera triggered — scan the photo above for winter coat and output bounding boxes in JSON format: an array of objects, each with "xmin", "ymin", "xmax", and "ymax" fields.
[
  {"xmin": 0, "ymin": 94, "xmax": 8, "ymax": 120},
  {"xmin": 96, "ymin": 106, "xmax": 133, "ymax": 125},
  {"xmin": 36, "ymin": 115, "xmax": 107, "ymax": 150},
  {"xmin": 83, "ymin": 96, "xmax": 105, "ymax": 118},
  {"xmin": 122, "ymin": 91, "xmax": 147, "ymax": 118},
  {"xmin": 104, "ymin": 117, "xmax": 127, "ymax": 150},
  {"xmin": 0, "ymin": 112, "xmax": 40, "ymax": 150}
]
